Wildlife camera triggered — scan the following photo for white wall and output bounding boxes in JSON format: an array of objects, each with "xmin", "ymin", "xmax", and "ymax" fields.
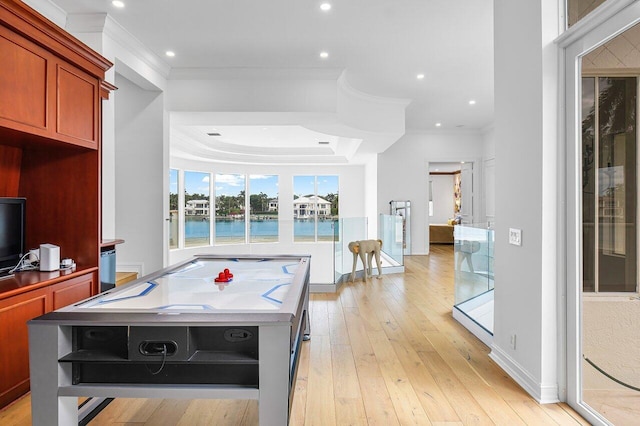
[
  {"xmin": 490, "ymin": 0, "xmax": 560, "ymax": 403},
  {"xmin": 114, "ymin": 75, "xmax": 165, "ymax": 275},
  {"xmin": 168, "ymin": 158, "xmax": 366, "ymax": 284},
  {"xmin": 429, "ymin": 174, "xmax": 455, "ymax": 224},
  {"xmin": 377, "ymin": 131, "xmax": 486, "ymax": 255}
]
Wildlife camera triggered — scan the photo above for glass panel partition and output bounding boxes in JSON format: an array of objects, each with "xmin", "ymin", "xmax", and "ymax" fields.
[
  {"xmin": 333, "ymin": 216, "xmax": 405, "ymax": 284},
  {"xmin": 379, "ymin": 214, "xmax": 405, "ymax": 265},
  {"xmin": 453, "ymin": 223, "xmax": 494, "ymax": 333},
  {"xmin": 333, "ymin": 217, "xmax": 367, "ymax": 283}
]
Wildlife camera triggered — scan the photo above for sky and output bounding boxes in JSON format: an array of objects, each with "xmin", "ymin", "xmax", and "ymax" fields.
[{"xmin": 171, "ymin": 171, "xmax": 338, "ymax": 198}]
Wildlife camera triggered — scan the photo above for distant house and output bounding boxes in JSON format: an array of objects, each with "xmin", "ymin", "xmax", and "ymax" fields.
[
  {"xmin": 185, "ymin": 199, "xmax": 209, "ymax": 215},
  {"xmin": 293, "ymin": 195, "xmax": 331, "ymax": 218},
  {"xmin": 268, "ymin": 199, "xmax": 278, "ymax": 212}
]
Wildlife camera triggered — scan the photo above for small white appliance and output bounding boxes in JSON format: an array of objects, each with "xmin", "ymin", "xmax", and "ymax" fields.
[{"xmin": 40, "ymin": 243, "xmax": 60, "ymax": 271}]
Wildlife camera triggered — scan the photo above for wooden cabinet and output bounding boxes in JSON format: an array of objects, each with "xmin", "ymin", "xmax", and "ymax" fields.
[
  {"xmin": 0, "ymin": 270, "xmax": 97, "ymax": 409},
  {"xmin": 0, "ymin": 286, "xmax": 47, "ymax": 409},
  {"xmin": 0, "ymin": 20, "xmax": 100, "ymax": 148},
  {"xmin": 0, "ymin": 0, "xmax": 112, "ymax": 409},
  {"xmin": 56, "ymin": 62, "xmax": 99, "ymax": 148}
]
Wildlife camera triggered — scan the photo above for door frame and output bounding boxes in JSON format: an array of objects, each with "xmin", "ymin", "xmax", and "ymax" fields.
[{"xmin": 558, "ymin": 1, "xmax": 640, "ymax": 423}]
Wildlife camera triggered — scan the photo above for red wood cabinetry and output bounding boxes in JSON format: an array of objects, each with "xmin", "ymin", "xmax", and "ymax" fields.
[
  {"xmin": 0, "ymin": 271, "xmax": 97, "ymax": 409},
  {"xmin": 0, "ymin": 0, "xmax": 112, "ymax": 409}
]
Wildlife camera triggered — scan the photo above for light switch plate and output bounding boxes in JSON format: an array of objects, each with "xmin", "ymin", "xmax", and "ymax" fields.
[{"xmin": 509, "ymin": 228, "xmax": 522, "ymax": 246}]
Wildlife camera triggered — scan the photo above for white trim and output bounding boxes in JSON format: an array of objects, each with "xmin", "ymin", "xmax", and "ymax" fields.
[
  {"xmin": 556, "ymin": 0, "xmax": 637, "ymax": 47},
  {"xmin": 116, "ymin": 262, "xmax": 144, "ymax": 278},
  {"xmin": 489, "ymin": 344, "xmax": 560, "ymax": 404}
]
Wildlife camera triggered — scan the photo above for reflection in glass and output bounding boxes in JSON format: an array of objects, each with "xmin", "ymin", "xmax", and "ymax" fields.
[
  {"xmin": 249, "ymin": 175, "xmax": 278, "ymax": 243},
  {"xmin": 580, "ymin": 71, "xmax": 640, "ymax": 422},
  {"xmin": 215, "ymin": 173, "xmax": 246, "ymax": 244},
  {"xmin": 184, "ymin": 171, "xmax": 210, "ymax": 248},
  {"xmin": 582, "ymin": 77, "xmax": 595, "ymax": 292},
  {"xmin": 169, "ymin": 169, "xmax": 179, "ymax": 250},
  {"xmin": 567, "ymin": 0, "xmax": 608, "ymax": 27},
  {"xmin": 597, "ymin": 77, "xmax": 636, "ymax": 292}
]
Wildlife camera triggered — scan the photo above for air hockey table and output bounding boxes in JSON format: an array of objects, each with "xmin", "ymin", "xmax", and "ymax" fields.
[{"xmin": 28, "ymin": 254, "xmax": 311, "ymax": 426}]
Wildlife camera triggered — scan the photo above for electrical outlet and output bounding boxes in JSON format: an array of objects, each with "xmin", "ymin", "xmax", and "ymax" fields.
[
  {"xmin": 510, "ymin": 334, "xmax": 517, "ymax": 350},
  {"xmin": 509, "ymin": 228, "xmax": 522, "ymax": 246}
]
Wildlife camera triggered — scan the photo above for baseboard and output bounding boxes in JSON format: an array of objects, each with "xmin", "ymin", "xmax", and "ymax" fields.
[
  {"xmin": 310, "ymin": 283, "xmax": 338, "ymax": 293},
  {"xmin": 116, "ymin": 262, "xmax": 144, "ymax": 277},
  {"xmin": 489, "ymin": 344, "xmax": 560, "ymax": 404}
]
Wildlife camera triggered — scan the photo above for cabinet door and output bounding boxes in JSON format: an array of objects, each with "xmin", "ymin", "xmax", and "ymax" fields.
[
  {"xmin": 52, "ymin": 272, "xmax": 95, "ymax": 310},
  {"xmin": 55, "ymin": 62, "xmax": 99, "ymax": 148},
  {"xmin": 0, "ymin": 287, "xmax": 48, "ymax": 409},
  {"xmin": 0, "ymin": 25, "xmax": 52, "ymax": 135}
]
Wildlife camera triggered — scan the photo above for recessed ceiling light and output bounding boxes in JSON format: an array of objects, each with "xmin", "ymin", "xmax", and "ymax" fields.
[
  {"xmin": 165, "ymin": 51, "xmax": 175, "ymax": 57},
  {"xmin": 112, "ymin": 1, "xmax": 125, "ymax": 8},
  {"xmin": 320, "ymin": 51, "xmax": 329, "ymax": 59},
  {"xmin": 435, "ymin": 123, "xmax": 442, "ymax": 127},
  {"xmin": 461, "ymin": 161, "xmax": 466, "ymax": 164},
  {"xmin": 320, "ymin": 3, "xmax": 332, "ymax": 11},
  {"xmin": 417, "ymin": 74, "xmax": 425, "ymax": 80},
  {"xmin": 468, "ymin": 99, "xmax": 476, "ymax": 105}
]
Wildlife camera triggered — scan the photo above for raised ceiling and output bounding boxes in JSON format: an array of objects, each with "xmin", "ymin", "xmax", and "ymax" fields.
[{"xmin": 44, "ymin": 0, "xmax": 494, "ymax": 163}]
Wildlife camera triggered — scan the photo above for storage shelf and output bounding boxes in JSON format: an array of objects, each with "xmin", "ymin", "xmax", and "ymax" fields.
[
  {"xmin": 59, "ymin": 350, "xmax": 127, "ymax": 363},
  {"xmin": 188, "ymin": 350, "xmax": 258, "ymax": 364}
]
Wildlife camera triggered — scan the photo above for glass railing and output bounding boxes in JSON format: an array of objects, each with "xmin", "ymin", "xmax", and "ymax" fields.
[
  {"xmin": 333, "ymin": 216, "xmax": 404, "ymax": 284},
  {"xmin": 333, "ymin": 217, "xmax": 368, "ymax": 283},
  {"xmin": 379, "ymin": 214, "xmax": 405, "ymax": 265},
  {"xmin": 453, "ymin": 223, "xmax": 494, "ymax": 334}
]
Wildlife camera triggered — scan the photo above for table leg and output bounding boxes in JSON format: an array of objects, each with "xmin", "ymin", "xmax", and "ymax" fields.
[
  {"xmin": 29, "ymin": 324, "xmax": 76, "ymax": 426},
  {"xmin": 258, "ymin": 324, "xmax": 290, "ymax": 425}
]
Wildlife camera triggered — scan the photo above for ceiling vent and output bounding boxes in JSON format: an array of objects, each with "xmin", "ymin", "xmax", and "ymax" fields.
[
  {"xmin": 318, "ymin": 141, "xmax": 330, "ymax": 145},
  {"xmin": 207, "ymin": 132, "xmax": 221, "ymax": 137}
]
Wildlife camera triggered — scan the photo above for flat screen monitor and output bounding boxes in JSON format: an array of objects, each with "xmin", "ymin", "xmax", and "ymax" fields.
[{"xmin": 0, "ymin": 197, "xmax": 26, "ymax": 275}]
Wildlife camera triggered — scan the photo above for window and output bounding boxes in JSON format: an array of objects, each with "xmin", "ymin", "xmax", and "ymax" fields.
[
  {"xmin": 249, "ymin": 175, "xmax": 278, "ymax": 243},
  {"xmin": 293, "ymin": 175, "xmax": 338, "ymax": 242},
  {"xmin": 184, "ymin": 171, "xmax": 211, "ymax": 247},
  {"xmin": 215, "ymin": 174, "xmax": 245, "ymax": 244},
  {"xmin": 169, "ymin": 169, "xmax": 179, "ymax": 249}
]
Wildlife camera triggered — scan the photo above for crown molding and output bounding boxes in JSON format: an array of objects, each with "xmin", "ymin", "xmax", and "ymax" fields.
[{"xmin": 66, "ymin": 12, "xmax": 171, "ymax": 79}]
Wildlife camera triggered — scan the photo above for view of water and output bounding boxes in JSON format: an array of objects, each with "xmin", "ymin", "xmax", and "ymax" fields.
[{"xmin": 184, "ymin": 219, "xmax": 336, "ymax": 239}]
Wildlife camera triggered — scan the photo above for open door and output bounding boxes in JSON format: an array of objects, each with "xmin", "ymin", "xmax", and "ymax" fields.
[{"xmin": 460, "ymin": 162, "xmax": 474, "ymax": 224}]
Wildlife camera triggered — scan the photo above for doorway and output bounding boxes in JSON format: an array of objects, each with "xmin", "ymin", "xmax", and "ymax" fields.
[{"xmin": 564, "ymin": 5, "xmax": 640, "ymax": 425}]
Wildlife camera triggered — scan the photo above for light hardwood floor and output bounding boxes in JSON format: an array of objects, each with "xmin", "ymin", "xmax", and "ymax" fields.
[{"xmin": 0, "ymin": 246, "xmax": 588, "ymax": 425}]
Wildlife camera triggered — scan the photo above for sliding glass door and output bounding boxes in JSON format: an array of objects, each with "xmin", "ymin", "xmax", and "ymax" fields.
[{"xmin": 564, "ymin": 5, "xmax": 640, "ymax": 424}]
